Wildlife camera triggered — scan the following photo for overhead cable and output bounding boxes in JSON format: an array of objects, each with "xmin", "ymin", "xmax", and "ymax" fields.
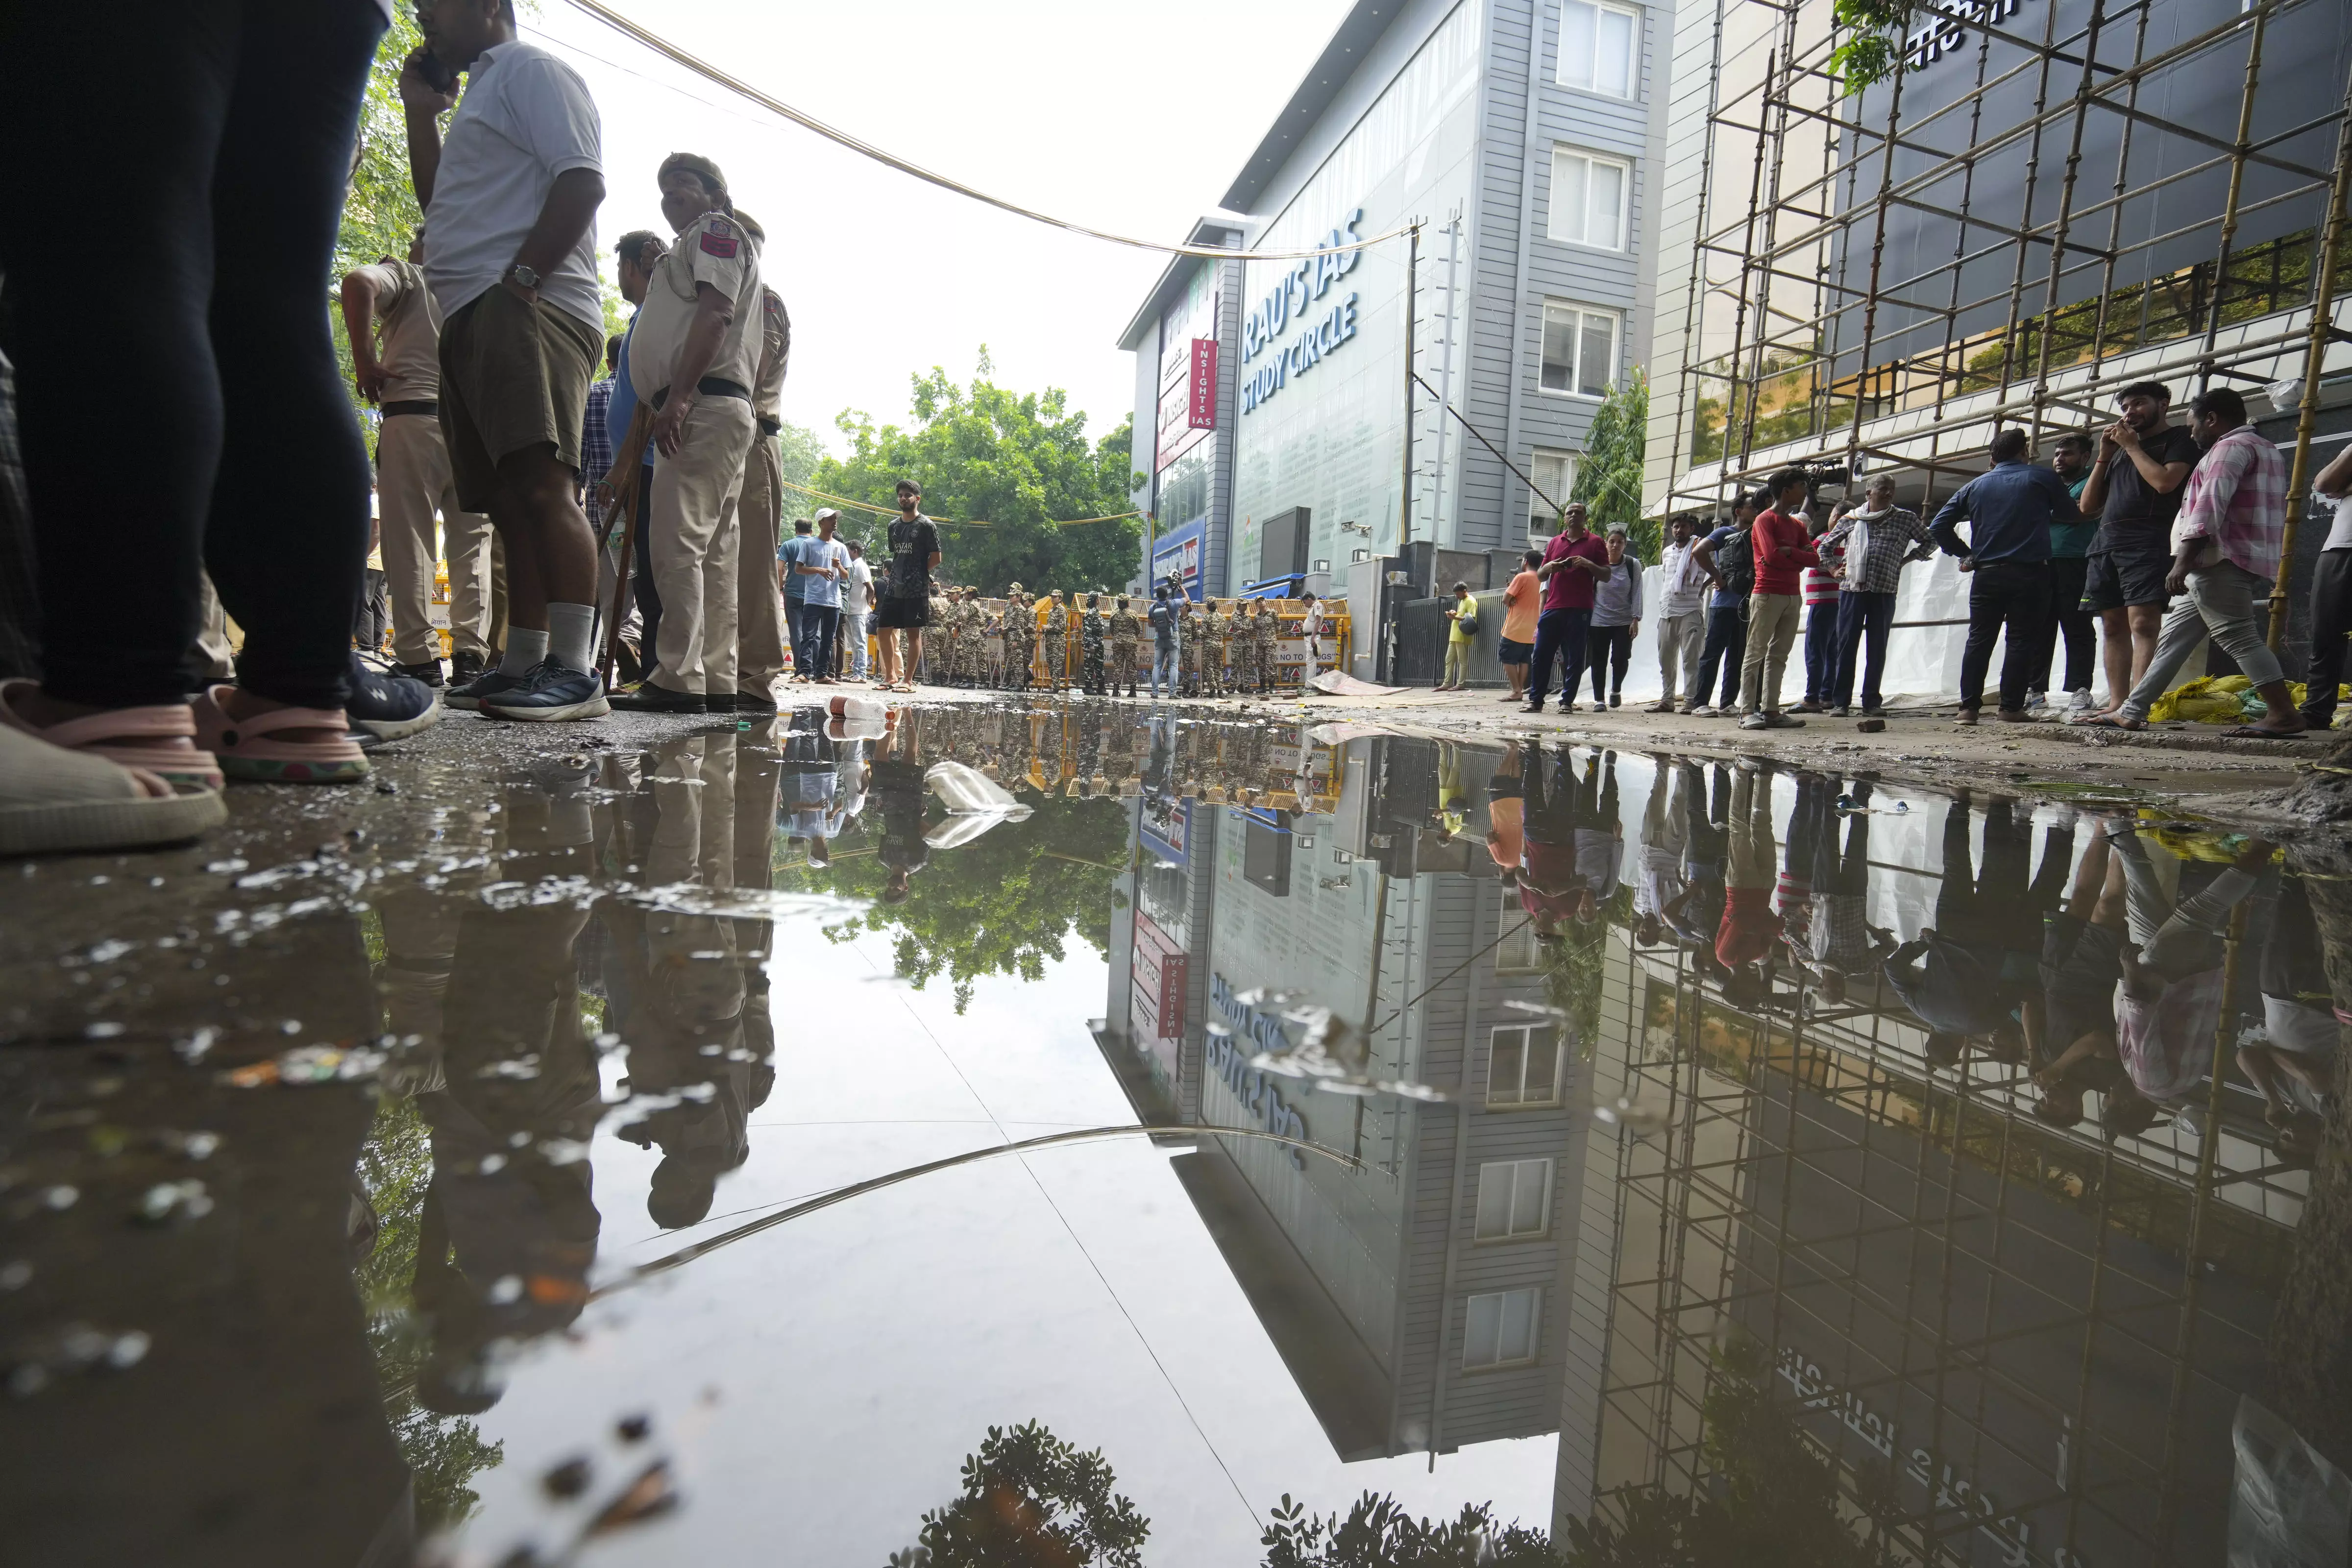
[
  {"xmin": 779, "ymin": 476, "xmax": 1139, "ymax": 530},
  {"xmin": 555, "ymin": 0, "xmax": 1412, "ymax": 263}
]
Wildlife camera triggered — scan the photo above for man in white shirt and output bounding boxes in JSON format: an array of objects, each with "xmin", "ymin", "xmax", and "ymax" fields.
[
  {"xmin": 611, "ymin": 153, "xmax": 763, "ymax": 715},
  {"xmin": 1648, "ymin": 513, "xmax": 1709, "ymax": 713},
  {"xmin": 839, "ymin": 542, "xmax": 874, "ymax": 680},
  {"xmin": 403, "ymin": 0, "xmax": 610, "ymax": 720}
]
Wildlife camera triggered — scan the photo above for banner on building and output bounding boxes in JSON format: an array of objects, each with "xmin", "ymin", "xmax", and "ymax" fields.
[{"xmin": 1188, "ymin": 338, "xmax": 1218, "ymax": 429}]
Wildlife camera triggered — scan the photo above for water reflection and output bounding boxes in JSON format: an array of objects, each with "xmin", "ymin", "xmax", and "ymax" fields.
[{"xmin": 1, "ymin": 702, "xmax": 2347, "ymax": 1565}]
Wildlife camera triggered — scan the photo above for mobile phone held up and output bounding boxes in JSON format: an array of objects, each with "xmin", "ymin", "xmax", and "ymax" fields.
[{"xmin": 415, "ymin": 48, "xmax": 456, "ymax": 95}]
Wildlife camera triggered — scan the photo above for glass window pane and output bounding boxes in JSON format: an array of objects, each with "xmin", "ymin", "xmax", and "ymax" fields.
[
  {"xmin": 1549, "ymin": 151, "xmax": 1586, "ymax": 245},
  {"xmin": 1464, "ymin": 1293, "xmax": 1503, "ymax": 1368},
  {"xmin": 1511, "ymin": 1160, "xmax": 1551, "ymax": 1234},
  {"xmin": 1500, "ymin": 1289, "xmax": 1540, "ymax": 1361},
  {"xmin": 1581, "ymin": 314, "xmax": 1615, "ymax": 397},
  {"xmin": 1598, "ymin": 8, "xmax": 1635, "ymax": 96},
  {"xmin": 1541, "ymin": 311, "xmax": 1575, "ymax": 391},
  {"xmin": 1474, "ymin": 1164, "xmax": 1513, "ymax": 1239},
  {"xmin": 1560, "ymin": 0, "xmax": 1597, "ymax": 90},
  {"xmin": 1489, "ymin": 1029, "xmax": 1525, "ymax": 1105},
  {"xmin": 1592, "ymin": 162, "xmax": 1624, "ymax": 248},
  {"xmin": 1526, "ymin": 1027, "xmax": 1559, "ymax": 1101}
]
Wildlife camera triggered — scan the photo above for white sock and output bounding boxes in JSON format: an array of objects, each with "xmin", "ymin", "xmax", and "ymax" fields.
[
  {"xmin": 499, "ymin": 629, "xmax": 548, "ymax": 677},
  {"xmin": 546, "ymin": 603, "xmax": 597, "ymax": 672}
]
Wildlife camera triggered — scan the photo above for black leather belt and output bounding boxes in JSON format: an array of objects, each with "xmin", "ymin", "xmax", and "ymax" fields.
[
  {"xmin": 650, "ymin": 377, "xmax": 753, "ymax": 411},
  {"xmin": 381, "ymin": 400, "xmax": 440, "ymax": 418}
]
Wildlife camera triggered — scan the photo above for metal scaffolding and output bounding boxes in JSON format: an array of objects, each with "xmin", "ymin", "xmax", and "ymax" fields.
[
  {"xmin": 1585, "ymin": 911, "xmax": 2302, "ymax": 1566},
  {"xmin": 1648, "ymin": 0, "xmax": 2352, "ymax": 636}
]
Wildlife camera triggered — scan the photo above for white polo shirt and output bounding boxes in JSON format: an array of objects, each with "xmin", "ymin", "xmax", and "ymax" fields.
[{"xmin": 422, "ymin": 39, "xmax": 604, "ymax": 331}]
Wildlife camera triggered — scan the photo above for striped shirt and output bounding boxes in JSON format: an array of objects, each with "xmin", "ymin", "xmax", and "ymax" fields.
[{"xmin": 2173, "ymin": 423, "xmax": 2285, "ymax": 580}]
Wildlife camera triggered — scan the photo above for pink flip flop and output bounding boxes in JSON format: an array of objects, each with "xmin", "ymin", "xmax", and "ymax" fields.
[
  {"xmin": 192, "ymin": 685, "xmax": 369, "ymax": 784},
  {"xmin": 0, "ymin": 678, "xmax": 222, "ymax": 791}
]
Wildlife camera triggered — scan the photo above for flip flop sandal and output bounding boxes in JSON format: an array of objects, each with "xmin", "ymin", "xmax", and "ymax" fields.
[
  {"xmin": 0, "ymin": 723, "xmax": 225, "ymax": 856},
  {"xmin": 2221, "ymin": 725, "xmax": 2307, "ymax": 740},
  {"xmin": 193, "ymin": 686, "xmax": 370, "ymax": 784},
  {"xmin": 0, "ymin": 678, "xmax": 222, "ymax": 791}
]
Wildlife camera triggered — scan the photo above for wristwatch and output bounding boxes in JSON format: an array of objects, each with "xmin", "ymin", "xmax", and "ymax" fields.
[{"xmin": 505, "ymin": 263, "xmax": 541, "ymax": 291}]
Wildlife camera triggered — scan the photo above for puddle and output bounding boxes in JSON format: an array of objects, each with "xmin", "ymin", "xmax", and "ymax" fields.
[{"xmin": 2, "ymin": 701, "xmax": 2349, "ymax": 1565}]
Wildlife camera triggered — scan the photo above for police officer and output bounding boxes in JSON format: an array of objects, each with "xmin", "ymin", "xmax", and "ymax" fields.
[
  {"xmin": 730, "ymin": 216, "xmax": 791, "ymax": 710},
  {"xmin": 340, "ymin": 233, "xmax": 496, "ymax": 687},
  {"xmin": 1003, "ymin": 581, "xmax": 1033, "ymax": 690},
  {"xmin": 1080, "ymin": 594, "xmax": 1107, "ymax": 694},
  {"xmin": 1041, "ymin": 589, "xmax": 1070, "ymax": 694},
  {"xmin": 1108, "ymin": 596, "xmax": 1141, "ymax": 697},
  {"xmin": 612, "ymin": 153, "xmax": 763, "ymax": 714}
]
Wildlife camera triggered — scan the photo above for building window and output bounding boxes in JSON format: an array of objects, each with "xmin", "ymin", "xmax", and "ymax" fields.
[
  {"xmin": 1559, "ymin": 0, "xmax": 1638, "ymax": 97},
  {"xmin": 1542, "ymin": 304, "xmax": 1619, "ymax": 399},
  {"xmin": 1529, "ymin": 449, "xmax": 1578, "ymax": 536},
  {"xmin": 1488, "ymin": 1024, "xmax": 1563, "ymax": 1108},
  {"xmin": 1474, "ymin": 1158, "xmax": 1555, "ymax": 1241},
  {"xmin": 1548, "ymin": 148, "xmax": 1630, "ymax": 250},
  {"xmin": 1495, "ymin": 887, "xmax": 1544, "ymax": 971},
  {"xmin": 1464, "ymin": 1288, "xmax": 1543, "ymax": 1370}
]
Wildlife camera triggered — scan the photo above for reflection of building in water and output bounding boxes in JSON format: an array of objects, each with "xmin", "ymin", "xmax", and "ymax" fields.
[
  {"xmin": 1100, "ymin": 732, "xmax": 1593, "ymax": 1461},
  {"xmin": 1556, "ymin": 922, "xmax": 2303, "ymax": 1568}
]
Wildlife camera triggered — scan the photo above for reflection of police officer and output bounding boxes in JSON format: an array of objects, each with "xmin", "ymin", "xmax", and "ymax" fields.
[
  {"xmin": 340, "ymin": 236, "xmax": 496, "ymax": 686},
  {"xmin": 613, "ymin": 153, "xmax": 763, "ymax": 713}
]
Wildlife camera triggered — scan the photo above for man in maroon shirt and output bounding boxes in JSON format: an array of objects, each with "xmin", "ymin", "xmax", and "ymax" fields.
[
  {"xmin": 1523, "ymin": 502, "xmax": 1612, "ymax": 713},
  {"xmin": 1737, "ymin": 469, "xmax": 1820, "ymax": 729}
]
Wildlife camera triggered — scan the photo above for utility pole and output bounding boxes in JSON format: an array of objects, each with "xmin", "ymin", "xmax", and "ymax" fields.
[{"xmin": 1399, "ymin": 222, "xmax": 1421, "ymax": 552}]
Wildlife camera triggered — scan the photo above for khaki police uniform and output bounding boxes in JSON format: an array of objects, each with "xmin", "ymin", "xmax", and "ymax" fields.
[
  {"xmin": 356, "ymin": 256, "xmax": 495, "ymax": 665},
  {"xmin": 632, "ymin": 211, "xmax": 762, "ymax": 698},
  {"xmin": 734, "ymin": 287, "xmax": 792, "ymax": 696}
]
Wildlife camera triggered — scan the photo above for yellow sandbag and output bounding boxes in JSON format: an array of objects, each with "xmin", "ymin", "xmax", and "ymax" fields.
[{"xmin": 2145, "ymin": 675, "xmax": 2345, "ymax": 724}]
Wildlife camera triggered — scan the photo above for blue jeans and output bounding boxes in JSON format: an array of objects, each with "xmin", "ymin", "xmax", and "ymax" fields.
[
  {"xmin": 796, "ymin": 602, "xmax": 837, "ymax": 680},
  {"xmin": 1833, "ymin": 589, "xmax": 1895, "ymax": 710},
  {"xmin": 1528, "ymin": 607, "xmax": 1591, "ymax": 706},
  {"xmin": 783, "ymin": 595, "xmax": 805, "ymax": 671},
  {"xmin": 1802, "ymin": 600, "xmax": 1838, "ymax": 702},
  {"xmin": 1693, "ymin": 603, "xmax": 1746, "ymax": 708},
  {"xmin": 1151, "ymin": 641, "xmax": 1178, "ymax": 697}
]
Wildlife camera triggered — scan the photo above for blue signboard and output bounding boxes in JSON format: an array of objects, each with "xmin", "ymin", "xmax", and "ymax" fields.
[{"xmin": 1151, "ymin": 516, "xmax": 1207, "ymax": 603}]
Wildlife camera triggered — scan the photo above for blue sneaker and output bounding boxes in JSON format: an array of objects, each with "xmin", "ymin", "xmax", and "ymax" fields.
[
  {"xmin": 446, "ymin": 664, "xmax": 527, "ymax": 711},
  {"xmin": 480, "ymin": 660, "xmax": 610, "ymax": 722},
  {"xmin": 347, "ymin": 655, "xmax": 441, "ymax": 741}
]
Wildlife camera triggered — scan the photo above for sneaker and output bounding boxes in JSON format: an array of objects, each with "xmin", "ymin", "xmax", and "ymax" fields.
[
  {"xmin": 606, "ymin": 682, "xmax": 705, "ymax": 715},
  {"xmin": 2024, "ymin": 690, "xmax": 2048, "ymax": 711},
  {"xmin": 1763, "ymin": 711, "xmax": 1807, "ymax": 729},
  {"xmin": 446, "ymin": 664, "xmax": 528, "ymax": 711},
  {"xmin": 390, "ymin": 658, "xmax": 444, "ymax": 688},
  {"xmin": 1829, "ymin": 705, "xmax": 1852, "ymax": 718},
  {"xmin": 2065, "ymin": 688, "xmax": 2097, "ymax": 714},
  {"xmin": 1739, "ymin": 711, "xmax": 1769, "ymax": 731},
  {"xmin": 1691, "ymin": 705, "xmax": 1718, "ymax": 718},
  {"xmin": 1609, "ymin": 694, "xmax": 1622, "ymax": 709},
  {"xmin": 482, "ymin": 660, "xmax": 610, "ymax": 722},
  {"xmin": 449, "ymin": 650, "xmax": 487, "ymax": 689},
  {"xmin": 346, "ymin": 655, "xmax": 442, "ymax": 741}
]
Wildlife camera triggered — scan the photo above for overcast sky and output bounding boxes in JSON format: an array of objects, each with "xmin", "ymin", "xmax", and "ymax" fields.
[{"xmin": 525, "ymin": 0, "xmax": 1358, "ymax": 452}]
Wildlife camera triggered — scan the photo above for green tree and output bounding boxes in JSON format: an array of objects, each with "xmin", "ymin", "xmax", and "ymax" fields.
[
  {"xmin": 1569, "ymin": 368, "xmax": 1654, "ymax": 561},
  {"xmin": 811, "ymin": 351, "xmax": 1140, "ymax": 594},
  {"xmin": 1262, "ymin": 1494, "xmax": 1555, "ymax": 1567},
  {"xmin": 794, "ymin": 795, "xmax": 1128, "ymax": 1014},
  {"xmin": 896, "ymin": 1421, "xmax": 1151, "ymax": 1568}
]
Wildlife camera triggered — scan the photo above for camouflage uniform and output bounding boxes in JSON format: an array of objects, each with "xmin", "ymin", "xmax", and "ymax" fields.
[
  {"xmin": 1002, "ymin": 584, "xmax": 1034, "ymax": 690},
  {"xmin": 1255, "ymin": 603, "xmax": 1281, "ymax": 693},
  {"xmin": 1079, "ymin": 598, "xmax": 1107, "ymax": 694},
  {"xmin": 956, "ymin": 592, "xmax": 982, "ymax": 686},
  {"xmin": 1107, "ymin": 601, "xmax": 1141, "ymax": 697},
  {"xmin": 1041, "ymin": 596, "xmax": 1070, "ymax": 693},
  {"xmin": 1177, "ymin": 604, "xmax": 1201, "ymax": 696}
]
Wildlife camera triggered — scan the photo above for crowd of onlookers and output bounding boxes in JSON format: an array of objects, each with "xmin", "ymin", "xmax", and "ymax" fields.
[{"xmin": 1484, "ymin": 380, "xmax": 2350, "ymax": 735}]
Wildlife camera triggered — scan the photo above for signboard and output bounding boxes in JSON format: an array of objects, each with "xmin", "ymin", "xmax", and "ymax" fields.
[
  {"xmin": 1208, "ymin": 972, "xmax": 1311, "ymax": 1167},
  {"xmin": 1129, "ymin": 912, "xmax": 1190, "ymax": 1083},
  {"xmin": 1151, "ymin": 516, "xmax": 1206, "ymax": 603},
  {"xmin": 1188, "ymin": 338, "xmax": 1219, "ymax": 429},
  {"xmin": 1142, "ymin": 794, "xmax": 1191, "ymax": 865},
  {"xmin": 1240, "ymin": 208, "xmax": 1364, "ymax": 417}
]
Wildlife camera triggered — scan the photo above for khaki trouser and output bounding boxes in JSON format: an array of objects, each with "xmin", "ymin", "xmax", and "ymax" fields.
[
  {"xmin": 648, "ymin": 398, "xmax": 755, "ymax": 697},
  {"xmin": 734, "ymin": 431, "xmax": 787, "ymax": 693},
  {"xmin": 1656, "ymin": 607, "xmax": 1704, "ymax": 703},
  {"xmin": 376, "ymin": 412, "xmax": 494, "ymax": 662},
  {"xmin": 1737, "ymin": 592, "xmax": 1803, "ymax": 715}
]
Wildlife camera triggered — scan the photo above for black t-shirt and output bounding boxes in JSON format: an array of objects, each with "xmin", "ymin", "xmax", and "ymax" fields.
[
  {"xmin": 2099, "ymin": 424, "xmax": 2201, "ymax": 536},
  {"xmin": 883, "ymin": 514, "xmax": 940, "ymax": 602}
]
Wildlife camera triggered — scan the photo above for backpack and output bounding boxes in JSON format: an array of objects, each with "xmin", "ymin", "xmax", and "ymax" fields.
[{"xmin": 1715, "ymin": 527, "xmax": 1755, "ymax": 598}]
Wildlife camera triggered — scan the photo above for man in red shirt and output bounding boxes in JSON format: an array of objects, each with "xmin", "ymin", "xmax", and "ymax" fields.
[
  {"xmin": 1524, "ymin": 502, "xmax": 1612, "ymax": 713},
  {"xmin": 1737, "ymin": 469, "xmax": 1819, "ymax": 729}
]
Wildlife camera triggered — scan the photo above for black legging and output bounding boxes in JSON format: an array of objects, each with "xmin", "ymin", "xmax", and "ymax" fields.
[
  {"xmin": 1583, "ymin": 624, "xmax": 1633, "ymax": 704},
  {"xmin": 0, "ymin": 1, "xmax": 383, "ymax": 709}
]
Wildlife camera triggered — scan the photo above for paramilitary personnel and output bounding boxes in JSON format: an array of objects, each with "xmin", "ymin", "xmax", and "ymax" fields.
[
  {"xmin": 1002, "ymin": 582, "xmax": 1034, "ymax": 690},
  {"xmin": 1040, "ymin": 589, "xmax": 1070, "ymax": 694},
  {"xmin": 1107, "ymin": 596, "xmax": 1141, "ymax": 697},
  {"xmin": 1079, "ymin": 593, "xmax": 1107, "ymax": 694}
]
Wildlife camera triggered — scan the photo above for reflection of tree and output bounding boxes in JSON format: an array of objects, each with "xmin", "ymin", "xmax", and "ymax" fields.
[
  {"xmin": 800, "ymin": 798, "xmax": 1128, "ymax": 1013},
  {"xmin": 1556, "ymin": 1338, "xmax": 1901, "ymax": 1568},
  {"xmin": 1547, "ymin": 884, "xmax": 1633, "ymax": 1061},
  {"xmin": 354, "ymin": 1094, "xmax": 504, "ymax": 1534},
  {"xmin": 896, "ymin": 1421, "xmax": 1150, "ymax": 1567},
  {"xmin": 1262, "ymin": 1493, "xmax": 1553, "ymax": 1566}
]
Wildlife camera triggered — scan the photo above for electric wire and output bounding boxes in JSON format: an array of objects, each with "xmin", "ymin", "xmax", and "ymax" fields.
[
  {"xmin": 778, "ymin": 476, "xmax": 1141, "ymax": 530},
  {"xmin": 554, "ymin": 0, "xmax": 1415, "ymax": 263}
]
